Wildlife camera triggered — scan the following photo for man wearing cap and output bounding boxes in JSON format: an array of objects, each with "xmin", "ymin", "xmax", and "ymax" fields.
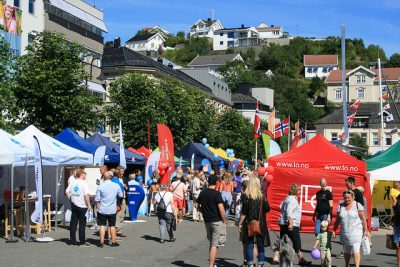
[
  {"xmin": 197, "ymin": 174, "xmax": 227, "ymax": 267},
  {"xmin": 312, "ymin": 178, "xmax": 333, "ymax": 236}
]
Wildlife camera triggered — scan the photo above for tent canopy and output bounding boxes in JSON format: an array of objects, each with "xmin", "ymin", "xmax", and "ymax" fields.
[
  {"xmin": 369, "ymin": 161, "xmax": 400, "ymax": 189},
  {"xmin": 55, "ymin": 128, "xmax": 120, "ymax": 163},
  {"xmin": 176, "ymin": 143, "xmax": 228, "ymax": 169},
  {"xmin": 153, "ymin": 147, "xmax": 187, "ymax": 164},
  {"xmin": 86, "ymin": 133, "xmax": 145, "ymax": 165},
  {"xmin": 0, "ymin": 129, "xmax": 34, "ymax": 166},
  {"xmin": 267, "ymin": 134, "xmax": 369, "ymax": 233},
  {"xmin": 208, "ymin": 147, "xmax": 243, "ymax": 162},
  {"xmin": 366, "ymin": 141, "xmax": 400, "ymax": 171},
  {"xmin": 16, "ymin": 125, "xmax": 93, "ymax": 166}
]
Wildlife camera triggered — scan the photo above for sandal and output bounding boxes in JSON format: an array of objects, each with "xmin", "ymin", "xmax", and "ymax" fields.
[{"xmin": 271, "ymin": 260, "xmax": 280, "ymax": 265}]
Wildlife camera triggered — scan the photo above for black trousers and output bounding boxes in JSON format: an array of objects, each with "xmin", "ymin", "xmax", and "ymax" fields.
[{"xmin": 70, "ymin": 203, "xmax": 87, "ymax": 244}]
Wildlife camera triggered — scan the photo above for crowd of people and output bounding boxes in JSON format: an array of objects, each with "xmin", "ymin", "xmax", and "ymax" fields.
[{"xmin": 64, "ymin": 164, "xmax": 400, "ymax": 267}]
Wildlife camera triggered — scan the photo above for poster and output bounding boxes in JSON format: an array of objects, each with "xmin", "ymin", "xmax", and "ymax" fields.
[{"xmin": 0, "ymin": 2, "xmax": 22, "ymax": 56}]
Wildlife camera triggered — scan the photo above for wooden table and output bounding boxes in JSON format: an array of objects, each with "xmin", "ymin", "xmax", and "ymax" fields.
[{"xmin": 4, "ymin": 195, "xmax": 51, "ymax": 238}]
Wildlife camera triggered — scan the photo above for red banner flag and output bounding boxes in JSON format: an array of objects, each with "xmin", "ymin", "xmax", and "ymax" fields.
[
  {"xmin": 254, "ymin": 101, "xmax": 261, "ymax": 139},
  {"xmin": 349, "ymin": 99, "xmax": 361, "ymax": 110},
  {"xmin": 157, "ymin": 124, "xmax": 175, "ymax": 184}
]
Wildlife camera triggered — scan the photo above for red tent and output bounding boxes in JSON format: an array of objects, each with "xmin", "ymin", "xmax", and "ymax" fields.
[
  {"xmin": 128, "ymin": 146, "xmax": 151, "ymax": 159},
  {"xmin": 267, "ymin": 134, "xmax": 370, "ymax": 233}
]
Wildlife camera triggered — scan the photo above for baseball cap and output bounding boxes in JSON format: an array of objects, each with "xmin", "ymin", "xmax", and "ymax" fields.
[{"xmin": 208, "ymin": 174, "xmax": 218, "ymax": 185}]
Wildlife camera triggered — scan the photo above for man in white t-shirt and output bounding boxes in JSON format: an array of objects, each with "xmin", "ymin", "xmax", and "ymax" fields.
[
  {"xmin": 191, "ymin": 173, "xmax": 203, "ymax": 222},
  {"xmin": 154, "ymin": 184, "xmax": 176, "ymax": 243},
  {"xmin": 66, "ymin": 169, "xmax": 91, "ymax": 247}
]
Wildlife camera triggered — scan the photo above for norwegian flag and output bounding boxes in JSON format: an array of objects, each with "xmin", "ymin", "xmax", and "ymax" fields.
[
  {"xmin": 274, "ymin": 118, "xmax": 289, "ymax": 138},
  {"xmin": 347, "ymin": 113, "xmax": 356, "ymax": 125},
  {"xmin": 349, "ymin": 100, "xmax": 361, "ymax": 110},
  {"xmin": 254, "ymin": 101, "xmax": 261, "ymax": 139},
  {"xmin": 383, "ymin": 103, "xmax": 390, "ymax": 110}
]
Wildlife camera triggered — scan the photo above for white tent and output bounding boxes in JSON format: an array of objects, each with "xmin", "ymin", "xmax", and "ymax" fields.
[
  {"xmin": 0, "ymin": 148, "xmax": 13, "ymax": 165},
  {"xmin": 369, "ymin": 161, "xmax": 400, "ymax": 190},
  {"xmin": 16, "ymin": 125, "xmax": 93, "ymax": 165},
  {"xmin": 0, "ymin": 129, "xmax": 36, "ymax": 166}
]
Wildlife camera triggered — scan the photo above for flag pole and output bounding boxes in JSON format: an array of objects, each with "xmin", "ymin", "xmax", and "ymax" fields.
[
  {"xmin": 147, "ymin": 120, "xmax": 151, "ymax": 150},
  {"xmin": 341, "ymin": 24, "xmax": 349, "ymax": 144},
  {"xmin": 287, "ymin": 115, "xmax": 291, "ymax": 150},
  {"xmin": 255, "ymin": 139, "xmax": 258, "ymax": 169},
  {"xmin": 378, "ymin": 58, "xmax": 385, "ymax": 150}
]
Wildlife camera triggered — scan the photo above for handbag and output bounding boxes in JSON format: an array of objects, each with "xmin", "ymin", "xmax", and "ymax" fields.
[
  {"xmin": 172, "ymin": 217, "xmax": 177, "ymax": 231},
  {"xmin": 247, "ymin": 198, "xmax": 263, "ymax": 237},
  {"xmin": 361, "ymin": 236, "xmax": 371, "ymax": 255},
  {"xmin": 386, "ymin": 234, "xmax": 396, "ymax": 250}
]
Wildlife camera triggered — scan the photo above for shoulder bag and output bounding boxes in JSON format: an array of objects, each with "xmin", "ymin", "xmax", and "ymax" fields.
[{"xmin": 248, "ymin": 198, "xmax": 263, "ymax": 237}]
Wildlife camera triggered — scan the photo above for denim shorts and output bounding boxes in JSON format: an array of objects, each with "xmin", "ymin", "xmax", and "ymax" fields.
[{"xmin": 394, "ymin": 225, "xmax": 400, "ymax": 244}]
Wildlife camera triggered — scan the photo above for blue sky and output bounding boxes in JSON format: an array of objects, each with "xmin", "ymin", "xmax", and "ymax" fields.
[{"xmin": 92, "ymin": 0, "xmax": 400, "ymax": 56}]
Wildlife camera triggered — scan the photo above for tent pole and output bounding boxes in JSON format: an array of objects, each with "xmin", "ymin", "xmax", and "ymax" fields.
[
  {"xmin": 6, "ymin": 164, "xmax": 18, "ymax": 243},
  {"xmin": 23, "ymin": 151, "xmax": 31, "ymax": 242},
  {"xmin": 55, "ymin": 166, "xmax": 59, "ymax": 230}
]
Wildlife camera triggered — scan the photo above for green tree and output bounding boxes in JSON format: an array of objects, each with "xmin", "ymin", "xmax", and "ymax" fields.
[
  {"xmin": 0, "ymin": 37, "xmax": 17, "ymax": 132},
  {"xmin": 308, "ymin": 76, "xmax": 326, "ymax": 98},
  {"xmin": 164, "ymin": 31, "xmax": 186, "ymax": 47},
  {"xmin": 106, "ymin": 73, "xmax": 216, "ymax": 149},
  {"xmin": 210, "ymin": 108, "xmax": 258, "ymax": 162},
  {"xmin": 388, "ymin": 53, "xmax": 400, "ymax": 67},
  {"xmin": 218, "ymin": 60, "xmax": 254, "ymax": 91},
  {"xmin": 14, "ymin": 31, "xmax": 101, "ymax": 135},
  {"xmin": 349, "ymin": 134, "xmax": 369, "ymax": 160},
  {"xmin": 366, "ymin": 44, "xmax": 387, "ymax": 62}
]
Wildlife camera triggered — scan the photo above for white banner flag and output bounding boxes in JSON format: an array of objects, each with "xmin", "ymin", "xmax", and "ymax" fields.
[
  {"xmin": 31, "ymin": 136, "xmax": 43, "ymax": 224},
  {"xmin": 145, "ymin": 151, "xmax": 160, "ymax": 184},
  {"xmin": 93, "ymin": 145, "xmax": 106, "ymax": 166},
  {"xmin": 383, "ymin": 103, "xmax": 390, "ymax": 110},
  {"xmin": 191, "ymin": 153, "xmax": 195, "ymax": 170},
  {"xmin": 119, "ymin": 121, "xmax": 127, "ymax": 168},
  {"xmin": 386, "ymin": 113, "xmax": 394, "ymax": 122}
]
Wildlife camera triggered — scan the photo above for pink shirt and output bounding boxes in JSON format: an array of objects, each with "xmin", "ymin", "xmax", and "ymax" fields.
[{"xmin": 171, "ymin": 181, "xmax": 186, "ymax": 200}]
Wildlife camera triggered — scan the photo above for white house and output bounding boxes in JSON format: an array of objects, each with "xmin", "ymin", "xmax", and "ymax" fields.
[
  {"xmin": 142, "ymin": 25, "xmax": 170, "ymax": 39},
  {"xmin": 125, "ymin": 32, "xmax": 166, "ymax": 52},
  {"xmin": 1, "ymin": 0, "xmax": 45, "ymax": 56},
  {"xmin": 256, "ymin": 23, "xmax": 284, "ymax": 39},
  {"xmin": 303, "ymin": 54, "xmax": 338, "ymax": 78},
  {"xmin": 325, "ymin": 65, "xmax": 400, "ymax": 105},
  {"xmin": 213, "ymin": 26, "xmax": 259, "ymax": 51},
  {"xmin": 189, "ymin": 18, "xmax": 223, "ymax": 39}
]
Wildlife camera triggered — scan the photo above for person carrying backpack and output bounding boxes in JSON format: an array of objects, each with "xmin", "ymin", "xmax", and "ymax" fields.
[{"xmin": 154, "ymin": 184, "xmax": 176, "ymax": 243}]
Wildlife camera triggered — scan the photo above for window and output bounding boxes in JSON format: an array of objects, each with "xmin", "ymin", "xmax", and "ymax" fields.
[
  {"xmin": 356, "ymin": 75, "xmax": 366, "ymax": 83},
  {"xmin": 373, "ymin": 133, "xmax": 379, "ymax": 145},
  {"xmin": 219, "ymin": 32, "xmax": 223, "ymax": 36},
  {"xmin": 386, "ymin": 133, "xmax": 392, "ymax": 145},
  {"xmin": 29, "ymin": 0, "xmax": 35, "ymax": 14},
  {"xmin": 331, "ymin": 133, "xmax": 338, "ymax": 141},
  {"xmin": 322, "ymin": 67, "xmax": 328, "ymax": 73},
  {"xmin": 312, "ymin": 67, "xmax": 317, "ymax": 73},
  {"xmin": 28, "ymin": 33, "xmax": 35, "ymax": 44},
  {"xmin": 328, "ymin": 67, "xmax": 333, "ymax": 71},
  {"xmin": 335, "ymin": 89, "xmax": 342, "ymax": 99},
  {"xmin": 361, "ymin": 133, "xmax": 367, "ymax": 143},
  {"xmin": 227, "ymin": 41, "xmax": 234, "ymax": 47},
  {"xmin": 357, "ymin": 87, "xmax": 365, "ymax": 99},
  {"xmin": 227, "ymin": 32, "xmax": 234, "ymax": 38},
  {"xmin": 14, "ymin": 0, "xmax": 20, "ymax": 8},
  {"xmin": 220, "ymin": 41, "xmax": 224, "ymax": 45},
  {"xmin": 307, "ymin": 68, "xmax": 312, "ymax": 73}
]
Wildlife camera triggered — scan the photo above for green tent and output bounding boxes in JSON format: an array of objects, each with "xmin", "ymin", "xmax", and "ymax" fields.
[
  {"xmin": 153, "ymin": 147, "xmax": 188, "ymax": 164},
  {"xmin": 366, "ymin": 141, "xmax": 400, "ymax": 171}
]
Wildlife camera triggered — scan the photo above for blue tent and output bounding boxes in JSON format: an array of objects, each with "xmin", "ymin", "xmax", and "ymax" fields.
[
  {"xmin": 55, "ymin": 128, "xmax": 121, "ymax": 164},
  {"xmin": 176, "ymin": 142, "xmax": 229, "ymax": 170},
  {"xmin": 86, "ymin": 133, "xmax": 146, "ymax": 165}
]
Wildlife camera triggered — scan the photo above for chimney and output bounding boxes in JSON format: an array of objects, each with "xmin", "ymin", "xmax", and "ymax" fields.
[
  {"xmin": 241, "ymin": 24, "xmax": 244, "ymax": 28},
  {"xmin": 207, "ymin": 18, "xmax": 211, "ymax": 22},
  {"xmin": 114, "ymin": 37, "xmax": 121, "ymax": 48},
  {"xmin": 271, "ymin": 24, "xmax": 274, "ymax": 27}
]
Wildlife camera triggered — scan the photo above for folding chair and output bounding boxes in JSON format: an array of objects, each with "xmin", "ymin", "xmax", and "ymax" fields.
[{"xmin": 376, "ymin": 204, "xmax": 392, "ymax": 228}]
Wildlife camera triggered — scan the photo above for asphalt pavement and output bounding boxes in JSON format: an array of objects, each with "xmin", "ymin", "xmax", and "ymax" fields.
[{"xmin": 0, "ymin": 215, "xmax": 397, "ymax": 267}]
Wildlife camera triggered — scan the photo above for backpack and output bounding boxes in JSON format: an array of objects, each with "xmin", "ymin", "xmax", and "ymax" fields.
[{"xmin": 156, "ymin": 192, "xmax": 169, "ymax": 214}]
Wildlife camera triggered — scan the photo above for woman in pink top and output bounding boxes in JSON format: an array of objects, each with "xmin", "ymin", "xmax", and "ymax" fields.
[
  {"xmin": 171, "ymin": 175, "xmax": 186, "ymax": 223},
  {"xmin": 220, "ymin": 173, "xmax": 234, "ymax": 222}
]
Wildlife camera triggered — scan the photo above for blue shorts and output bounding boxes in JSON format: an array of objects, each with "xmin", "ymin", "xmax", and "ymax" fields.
[{"xmin": 394, "ymin": 225, "xmax": 400, "ymax": 244}]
